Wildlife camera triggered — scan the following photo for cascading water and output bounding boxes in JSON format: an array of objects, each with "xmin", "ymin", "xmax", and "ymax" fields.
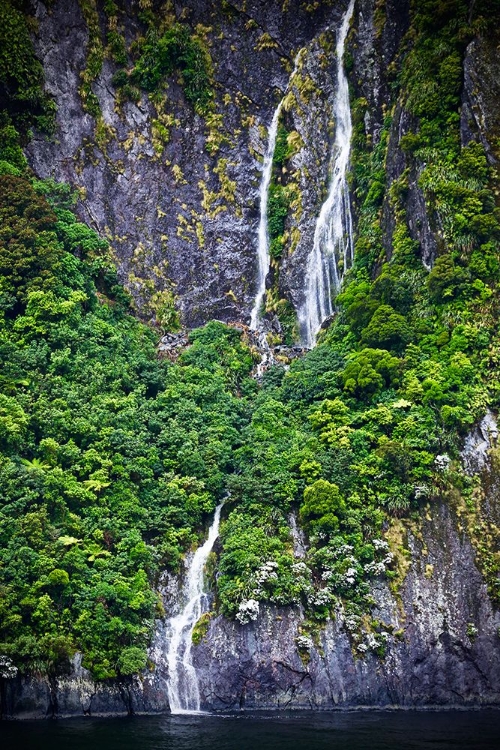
[
  {"xmin": 249, "ymin": 104, "xmax": 282, "ymax": 331},
  {"xmin": 250, "ymin": 55, "xmax": 301, "ymax": 331},
  {"xmin": 298, "ymin": 0, "xmax": 355, "ymax": 349},
  {"xmin": 165, "ymin": 503, "xmax": 223, "ymax": 714}
]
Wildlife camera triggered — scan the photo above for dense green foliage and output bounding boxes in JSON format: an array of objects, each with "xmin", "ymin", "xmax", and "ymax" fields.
[
  {"xmin": 0, "ymin": 0, "xmax": 54, "ymax": 136},
  {"xmin": 267, "ymin": 126, "xmax": 291, "ymax": 261},
  {"xmin": 134, "ymin": 25, "xmax": 212, "ymax": 112},
  {"xmin": 127, "ymin": 24, "xmax": 213, "ymax": 115},
  {"xmin": 0, "ymin": 164, "xmax": 256, "ymax": 678},
  {"xmin": 2, "ymin": 0, "xmax": 500, "ymax": 680}
]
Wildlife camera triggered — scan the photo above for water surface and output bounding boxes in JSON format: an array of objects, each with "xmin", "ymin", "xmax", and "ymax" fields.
[{"xmin": 2, "ymin": 710, "xmax": 500, "ymax": 750}]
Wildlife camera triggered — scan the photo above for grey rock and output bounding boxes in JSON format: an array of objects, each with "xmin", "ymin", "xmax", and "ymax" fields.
[
  {"xmin": 4, "ymin": 489, "xmax": 500, "ymax": 715},
  {"xmin": 26, "ymin": 0, "xmax": 345, "ymax": 328},
  {"xmin": 462, "ymin": 411, "xmax": 498, "ymax": 475},
  {"xmin": 462, "ymin": 37, "xmax": 500, "ymax": 162}
]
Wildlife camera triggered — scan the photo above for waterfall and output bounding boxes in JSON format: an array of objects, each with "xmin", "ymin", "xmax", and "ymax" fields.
[
  {"xmin": 165, "ymin": 503, "xmax": 223, "ymax": 714},
  {"xmin": 250, "ymin": 56, "xmax": 301, "ymax": 331},
  {"xmin": 249, "ymin": 104, "xmax": 282, "ymax": 330},
  {"xmin": 298, "ymin": 0, "xmax": 355, "ymax": 349}
]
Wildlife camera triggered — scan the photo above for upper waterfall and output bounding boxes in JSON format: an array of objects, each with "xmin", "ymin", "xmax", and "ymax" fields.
[
  {"xmin": 250, "ymin": 56, "xmax": 301, "ymax": 331},
  {"xmin": 298, "ymin": 0, "xmax": 355, "ymax": 348},
  {"xmin": 165, "ymin": 503, "xmax": 223, "ymax": 714},
  {"xmin": 250, "ymin": 104, "xmax": 282, "ymax": 330}
]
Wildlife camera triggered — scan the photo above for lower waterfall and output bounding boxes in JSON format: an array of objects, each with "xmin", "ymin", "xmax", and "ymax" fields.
[{"xmin": 165, "ymin": 503, "xmax": 223, "ymax": 714}]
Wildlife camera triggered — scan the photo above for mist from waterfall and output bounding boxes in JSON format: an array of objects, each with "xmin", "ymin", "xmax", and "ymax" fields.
[
  {"xmin": 165, "ymin": 503, "xmax": 223, "ymax": 714},
  {"xmin": 298, "ymin": 0, "xmax": 355, "ymax": 348}
]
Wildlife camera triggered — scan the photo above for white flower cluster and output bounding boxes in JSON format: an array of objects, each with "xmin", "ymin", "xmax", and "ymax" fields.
[
  {"xmin": 296, "ymin": 635, "xmax": 313, "ymax": 652},
  {"xmin": 364, "ymin": 553, "xmax": 393, "ymax": 576},
  {"xmin": 342, "ymin": 567, "xmax": 358, "ymax": 586},
  {"xmin": 333, "ymin": 544, "xmax": 354, "ymax": 559},
  {"xmin": 363, "ymin": 539, "xmax": 394, "ymax": 577},
  {"xmin": 364, "ymin": 561, "xmax": 387, "ymax": 576},
  {"xmin": 366, "ymin": 633, "xmax": 382, "ymax": 650},
  {"xmin": 356, "ymin": 630, "xmax": 391, "ymax": 655},
  {"xmin": 236, "ymin": 598, "xmax": 260, "ymax": 624},
  {"xmin": 435, "ymin": 453, "xmax": 451, "ymax": 471},
  {"xmin": 0, "ymin": 655, "xmax": 18, "ymax": 678},
  {"xmin": 255, "ymin": 560, "xmax": 278, "ymax": 585},
  {"xmin": 307, "ymin": 587, "xmax": 332, "ymax": 607},
  {"xmin": 252, "ymin": 560, "xmax": 279, "ymax": 598},
  {"xmin": 414, "ymin": 484, "xmax": 431, "ymax": 499},
  {"xmin": 292, "ymin": 561, "xmax": 309, "ymax": 575},
  {"xmin": 344, "ymin": 614, "xmax": 361, "ymax": 632}
]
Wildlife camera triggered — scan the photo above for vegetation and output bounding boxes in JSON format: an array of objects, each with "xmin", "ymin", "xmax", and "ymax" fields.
[
  {"xmin": 1, "ymin": 0, "xmax": 500, "ymax": 681},
  {"xmin": 262, "ymin": 123, "xmax": 299, "ymax": 343},
  {"xmin": 130, "ymin": 24, "xmax": 213, "ymax": 115},
  {"xmin": 267, "ymin": 126, "xmax": 291, "ymax": 261},
  {"xmin": 0, "ymin": 0, "xmax": 55, "ymax": 136},
  {"xmin": 0, "ymin": 157, "xmax": 253, "ymax": 679}
]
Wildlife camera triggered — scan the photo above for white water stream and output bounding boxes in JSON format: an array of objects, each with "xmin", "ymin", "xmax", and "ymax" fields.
[
  {"xmin": 250, "ymin": 56, "xmax": 301, "ymax": 331},
  {"xmin": 165, "ymin": 503, "xmax": 223, "ymax": 714},
  {"xmin": 298, "ymin": 0, "xmax": 355, "ymax": 348}
]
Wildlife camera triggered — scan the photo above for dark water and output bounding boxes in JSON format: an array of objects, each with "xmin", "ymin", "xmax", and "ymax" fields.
[{"xmin": 2, "ymin": 710, "xmax": 500, "ymax": 750}]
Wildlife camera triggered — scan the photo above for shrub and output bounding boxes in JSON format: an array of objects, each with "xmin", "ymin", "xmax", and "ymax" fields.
[
  {"xmin": 132, "ymin": 25, "xmax": 213, "ymax": 114},
  {"xmin": 300, "ymin": 480, "xmax": 346, "ymax": 535},
  {"xmin": 360, "ymin": 305, "xmax": 412, "ymax": 353},
  {"xmin": 117, "ymin": 646, "xmax": 147, "ymax": 675}
]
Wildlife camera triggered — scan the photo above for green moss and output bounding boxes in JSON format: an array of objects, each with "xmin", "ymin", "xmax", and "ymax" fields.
[
  {"xmin": 78, "ymin": 0, "xmax": 104, "ymax": 117},
  {"xmin": 192, "ymin": 612, "xmax": 213, "ymax": 645},
  {"xmin": 131, "ymin": 24, "xmax": 213, "ymax": 116}
]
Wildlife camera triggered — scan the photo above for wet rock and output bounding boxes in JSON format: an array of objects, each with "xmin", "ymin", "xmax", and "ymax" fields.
[
  {"xmin": 157, "ymin": 332, "xmax": 189, "ymax": 359},
  {"xmin": 461, "ymin": 411, "xmax": 498, "ymax": 475},
  {"xmin": 462, "ymin": 36, "xmax": 500, "ymax": 162},
  {"xmin": 26, "ymin": 0, "xmax": 345, "ymax": 328}
]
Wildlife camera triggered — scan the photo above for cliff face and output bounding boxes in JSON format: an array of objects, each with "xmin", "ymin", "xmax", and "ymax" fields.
[
  {"xmin": 27, "ymin": 0, "xmax": 349, "ymax": 329},
  {"xmin": 3, "ymin": 0, "xmax": 500, "ymax": 719},
  {"xmin": 4, "ymin": 419, "xmax": 500, "ymax": 719}
]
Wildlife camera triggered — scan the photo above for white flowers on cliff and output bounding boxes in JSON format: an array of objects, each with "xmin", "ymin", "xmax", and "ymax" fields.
[
  {"xmin": 249, "ymin": 560, "xmax": 280, "ymax": 601},
  {"xmin": 0, "ymin": 655, "xmax": 18, "ymax": 678},
  {"xmin": 364, "ymin": 561, "xmax": 387, "ymax": 576},
  {"xmin": 234, "ymin": 536, "xmax": 395, "ymax": 626},
  {"xmin": 292, "ymin": 561, "xmax": 309, "ymax": 575},
  {"xmin": 372, "ymin": 539, "xmax": 389, "ymax": 551},
  {"xmin": 296, "ymin": 635, "xmax": 313, "ymax": 652},
  {"xmin": 255, "ymin": 560, "xmax": 278, "ymax": 587},
  {"xmin": 435, "ymin": 453, "xmax": 451, "ymax": 471},
  {"xmin": 343, "ymin": 567, "xmax": 357, "ymax": 586},
  {"xmin": 307, "ymin": 587, "xmax": 332, "ymax": 608},
  {"xmin": 236, "ymin": 598, "xmax": 260, "ymax": 624}
]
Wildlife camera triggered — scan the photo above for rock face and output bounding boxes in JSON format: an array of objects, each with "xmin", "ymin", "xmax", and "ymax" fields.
[
  {"xmin": 462, "ymin": 35, "xmax": 500, "ymax": 163},
  {"xmin": 23, "ymin": 0, "xmax": 416, "ymax": 333},
  {"xmin": 4, "ymin": 492, "xmax": 500, "ymax": 717},
  {"xmin": 5, "ymin": 0, "xmax": 500, "ymax": 721},
  {"xmin": 4, "ymin": 413, "xmax": 500, "ymax": 717},
  {"xmin": 26, "ymin": 0, "xmax": 348, "ymax": 328},
  {"xmin": 190, "ymin": 504, "xmax": 500, "ymax": 710}
]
